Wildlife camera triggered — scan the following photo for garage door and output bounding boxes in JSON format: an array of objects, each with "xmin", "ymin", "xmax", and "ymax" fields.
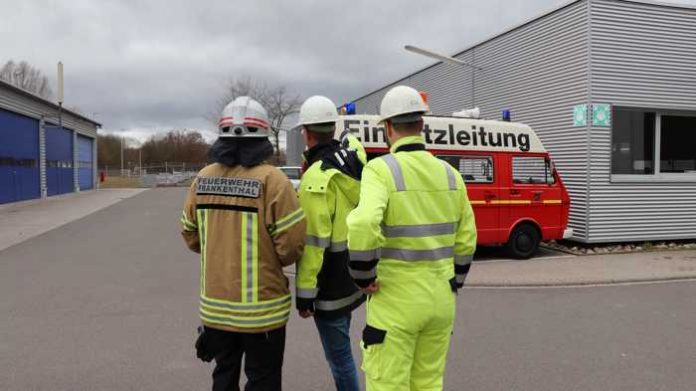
[
  {"xmin": 77, "ymin": 135, "xmax": 94, "ymax": 190},
  {"xmin": 0, "ymin": 108, "xmax": 40, "ymax": 204},
  {"xmin": 46, "ymin": 125, "xmax": 74, "ymax": 196}
]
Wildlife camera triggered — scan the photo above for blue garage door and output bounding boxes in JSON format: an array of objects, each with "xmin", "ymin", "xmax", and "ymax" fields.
[
  {"xmin": 77, "ymin": 135, "xmax": 94, "ymax": 190},
  {"xmin": 46, "ymin": 125, "xmax": 74, "ymax": 196},
  {"xmin": 0, "ymin": 109, "xmax": 40, "ymax": 204}
]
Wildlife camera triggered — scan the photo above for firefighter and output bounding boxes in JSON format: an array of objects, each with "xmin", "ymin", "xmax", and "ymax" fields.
[
  {"xmin": 180, "ymin": 96, "xmax": 306, "ymax": 391},
  {"xmin": 346, "ymin": 85, "xmax": 477, "ymax": 391},
  {"xmin": 295, "ymin": 95, "xmax": 366, "ymax": 391}
]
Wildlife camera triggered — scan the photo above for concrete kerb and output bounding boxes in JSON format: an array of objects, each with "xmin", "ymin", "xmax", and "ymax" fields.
[
  {"xmin": 465, "ymin": 276, "xmax": 696, "ymax": 289},
  {"xmin": 463, "ymin": 250, "xmax": 696, "ymax": 288}
]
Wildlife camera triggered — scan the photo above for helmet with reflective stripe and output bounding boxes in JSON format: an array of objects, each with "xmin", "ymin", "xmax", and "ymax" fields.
[
  {"xmin": 218, "ymin": 96, "xmax": 270, "ymax": 138},
  {"xmin": 296, "ymin": 96, "xmax": 339, "ymax": 132},
  {"xmin": 378, "ymin": 85, "xmax": 428, "ymax": 124}
]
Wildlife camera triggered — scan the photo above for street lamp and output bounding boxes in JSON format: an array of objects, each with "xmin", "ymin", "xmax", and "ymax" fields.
[
  {"xmin": 404, "ymin": 45, "xmax": 482, "ymax": 70},
  {"xmin": 404, "ymin": 45, "xmax": 483, "ymax": 107},
  {"xmin": 120, "ymin": 130, "xmax": 124, "ymax": 176}
]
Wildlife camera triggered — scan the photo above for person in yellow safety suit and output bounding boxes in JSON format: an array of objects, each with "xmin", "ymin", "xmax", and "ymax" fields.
[
  {"xmin": 181, "ymin": 96, "xmax": 306, "ymax": 391},
  {"xmin": 346, "ymin": 85, "xmax": 477, "ymax": 391},
  {"xmin": 295, "ymin": 95, "xmax": 367, "ymax": 391}
]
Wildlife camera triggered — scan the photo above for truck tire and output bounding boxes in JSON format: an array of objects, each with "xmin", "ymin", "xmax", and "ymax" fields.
[{"xmin": 506, "ymin": 223, "xmax": 540, "ymax": 259}]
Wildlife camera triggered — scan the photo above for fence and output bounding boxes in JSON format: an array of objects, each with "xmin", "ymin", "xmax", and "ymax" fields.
[
  {"xmin": 99, "ymin": 162, "xmax": 206, "ymax": 177},
  {"xmin": 99, "ymin": 162, "xmax": 205, "ymax": 188}
]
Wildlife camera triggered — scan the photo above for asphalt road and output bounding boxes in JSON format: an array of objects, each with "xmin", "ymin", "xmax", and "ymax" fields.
[{"xmin": 1, "ymin": 188, "xmax": 695, "ymax": 390}]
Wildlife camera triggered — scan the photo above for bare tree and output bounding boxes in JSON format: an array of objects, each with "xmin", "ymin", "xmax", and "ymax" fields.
[
  {"xmin": 0, "ymin": 60, "xmax": 52, "ymax": 99},
  {"xmin": 210, "ymin": 78, "xmax": 302, "ymax": 158},
  {"xmin": 98, "ymin": 130, "xmax": 210, "ymax": 169}
]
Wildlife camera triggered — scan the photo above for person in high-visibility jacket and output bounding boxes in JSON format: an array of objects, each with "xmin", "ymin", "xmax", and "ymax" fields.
[
  {"xmin": 181, "ymin": 96, "xmax": 306, "ymax": 391},
  {"xmin": 295, "ymin": 95, "xmax": 367, "ymax": 391},
  {"xmin": 346, "ymin": 85, "xmax": 477, "ymax": 391}
]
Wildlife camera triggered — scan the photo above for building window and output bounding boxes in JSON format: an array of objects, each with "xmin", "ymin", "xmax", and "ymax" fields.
[
  {"xmin": 612, "ymin": 107, "xmax": 696, "ymax": 178},
  {"xmin": 660, "ymin": 115, "xmax": 696, "ymax": 173},
  {"xmin": 0, "ymin": 157, "xmax": 36, "ymax": 168},
  {"xmin": 439, "ymin": 155, "xmax": 494, "ymax": 183},
  {"xmin": 512, "ymin": 156, "xmax": 554, "ymax": 184},
  {"xmin": 612, "ymin": 108, "xmax": 655, "ymax": 175}
]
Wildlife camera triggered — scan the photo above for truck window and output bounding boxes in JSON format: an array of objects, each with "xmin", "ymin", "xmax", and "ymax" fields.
[
  {"xmin": 512, "ymin": 156, "xmax": 555, "ymax": 185},
  {"xmin": 439, "ymin": 155, "xmax": 494, "ymax": 184}
]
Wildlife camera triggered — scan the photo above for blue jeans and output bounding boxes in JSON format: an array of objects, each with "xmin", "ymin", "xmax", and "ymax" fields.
[{"xmin": 314, "ymin": 314, "xmax": 360, "ymax": 391}]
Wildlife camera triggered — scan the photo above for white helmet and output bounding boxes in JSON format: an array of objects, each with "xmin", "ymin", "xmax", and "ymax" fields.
[
  {"xmin": 379, "ymin": 85, "xmax": 428, "ymax": 124},
  {"xmin": 218, "ymin": 96, "xmax": 270, "ymax": 138},
  {"xmin": 296, "ymin": 96, "xmax": 338, "ymax": 132}
]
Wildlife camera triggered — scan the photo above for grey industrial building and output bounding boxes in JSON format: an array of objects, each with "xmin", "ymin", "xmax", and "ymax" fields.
[
  {"xmin": 0, "ymin": 80, "xmax": 100, "ymax": 204},
  {"xmin": 347, "ymin": 0, "xmax": 696, "ymax": 243}
]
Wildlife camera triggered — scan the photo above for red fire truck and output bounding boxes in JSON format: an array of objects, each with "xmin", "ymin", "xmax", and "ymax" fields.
[{"xmin": 338, "ymin": 113, "xmax": 572, "ymax": 258}]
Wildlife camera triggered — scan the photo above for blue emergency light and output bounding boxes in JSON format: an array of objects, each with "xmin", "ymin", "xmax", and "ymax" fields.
[
  {"xmin": 502, "ymin": 109, "xmax": 511, "ymax": 122},
  {"xmin": 345, "ymin": 102, "xmax": 356, "ymax": 115}
]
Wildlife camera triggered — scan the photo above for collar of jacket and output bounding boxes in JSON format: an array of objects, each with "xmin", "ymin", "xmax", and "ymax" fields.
[
  {"xmin": 303, "ymin": 140, "xmax": 341, "ymax": 166},
  {"xmin": 390, "ymin": 135, "xmax": 426, "ymax": 154},
  {"xmin": 208, "ymin": 137, "xmax": 273, "ymax": 167}
]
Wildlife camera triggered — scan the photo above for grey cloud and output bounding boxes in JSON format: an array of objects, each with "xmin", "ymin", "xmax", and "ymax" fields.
[{"xmin": 3, "ymin": 0, "xmax": 695, "ymax": 141}]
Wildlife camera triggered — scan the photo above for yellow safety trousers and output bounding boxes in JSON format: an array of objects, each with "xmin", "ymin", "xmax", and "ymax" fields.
[{"xmin": 362, "ymin": 262, "xmax": 455, "ymax": 391}]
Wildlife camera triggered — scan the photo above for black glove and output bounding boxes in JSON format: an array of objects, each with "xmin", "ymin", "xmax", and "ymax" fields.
[
  {"xmin": 195, "ymin": 326, "xmax": 215, "ymax": 362},
  {"xmin": 296, "ymin": 297, "xmax": 315, "ymax": 313},
  {"xmin": 449, "ymin": 277, "xmax": 463, "ymax": 294}
]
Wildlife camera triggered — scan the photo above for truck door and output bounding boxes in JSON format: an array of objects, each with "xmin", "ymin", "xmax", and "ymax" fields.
[
  {"xmin": 440, "ymin": 154, "xmax": 500, "ymax": 244},
  {"xmin": 503, "ymin": 155, "xmax": 562, "ymax": 241}
]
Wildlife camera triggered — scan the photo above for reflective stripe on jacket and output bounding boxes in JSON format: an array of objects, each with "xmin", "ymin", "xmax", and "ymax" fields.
[
  {"xmin": 181, "ymin": 163, "xmax": 306, "ymax": 333},
  {"xmin": 296, "ymin": 134, "xmax": 367, "ymax": 318},
  {"xmin": 346, "ymin": 135, "xmax": 477, "ymax": 289}
]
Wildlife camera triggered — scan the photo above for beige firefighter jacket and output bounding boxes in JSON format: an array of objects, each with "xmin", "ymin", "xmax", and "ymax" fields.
[{"xmin": 181, "ymin": 163, "xmax": 305, "ymax": 333}]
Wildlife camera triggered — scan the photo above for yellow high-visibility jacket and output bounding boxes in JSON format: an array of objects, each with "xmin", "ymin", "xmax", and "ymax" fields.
[
  {"xmin": 346, "ymin": 135, "xmax": 477, "ymax": 289},
  {"xmin": 296, "ymin": 133, "xmax": 367, "ymax": 318}
]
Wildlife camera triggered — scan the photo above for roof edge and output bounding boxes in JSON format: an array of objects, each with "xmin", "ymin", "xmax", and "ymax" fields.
[{"xmin": 0, "ymin": 79, "xmax": 102, "ymax": 127}]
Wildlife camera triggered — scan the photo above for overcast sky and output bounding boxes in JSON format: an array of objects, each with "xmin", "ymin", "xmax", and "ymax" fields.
[{"xmin": 2, "ymin": 0, "xmax": 695, "ymax": 143}]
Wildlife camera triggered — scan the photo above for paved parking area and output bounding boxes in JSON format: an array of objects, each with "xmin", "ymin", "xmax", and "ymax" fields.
[
  {"xmin": 2, "ymin": 188, "xmax": 695, "ymax": 390},
  {"xmin": 0, "ymin": 189, "xmax": 144, "ymax": 252}
]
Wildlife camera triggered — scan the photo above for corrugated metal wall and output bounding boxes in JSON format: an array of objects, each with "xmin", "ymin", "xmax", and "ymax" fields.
[
  {"xmin": 77, "ymin": 135, "xmax": 94, "ymax": 190},
  {"xmin": 0, "ymin": 108, "xmax": 41, "ymax": 204},
  {"xmin": 45, "ymin": 125, "xmax": 74, "ymax": 196},
  {"xmin": 0, "ymin": 83, "xmax": 99, "ymax": 200},
  {"xmin": 589, "ymin": 0, "xmax": 696, "ymax": 242},
  {"xmin": 353, "ymin": 0, "xmax": 591, "ymax": 240}
]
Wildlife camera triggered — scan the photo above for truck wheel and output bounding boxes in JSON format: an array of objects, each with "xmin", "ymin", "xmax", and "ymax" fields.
[{"xmin": 506, "ymin": 223, "xmax": 540, "ymax": 259}]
